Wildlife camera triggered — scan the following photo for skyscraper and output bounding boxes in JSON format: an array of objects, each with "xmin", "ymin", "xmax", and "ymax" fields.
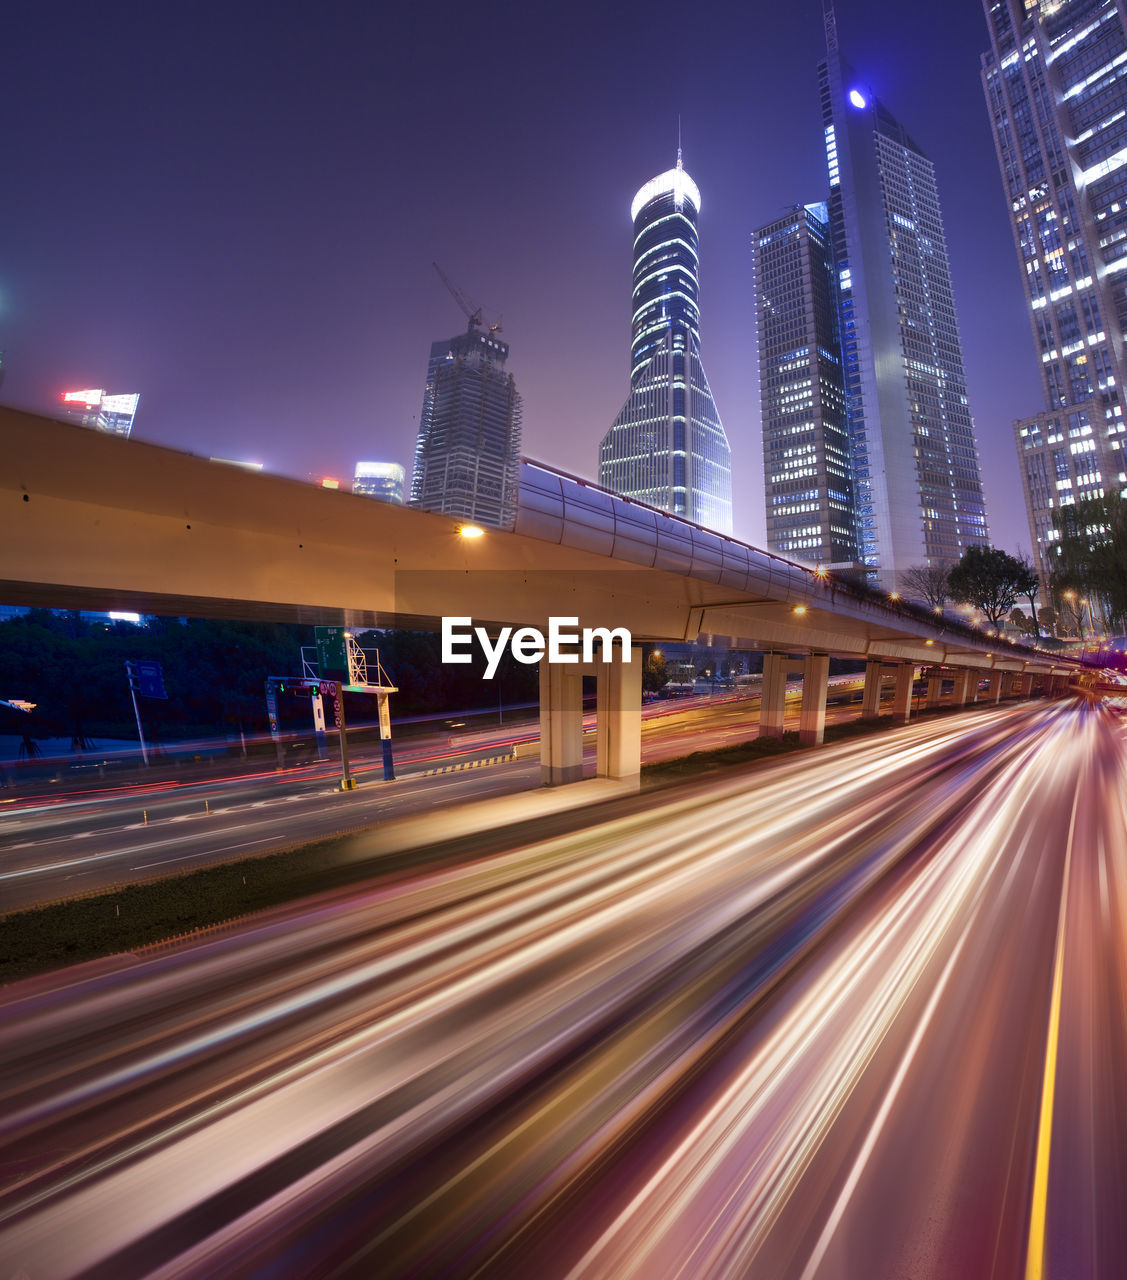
[
  {"xmin": 60, "ymin": 389, "xmax": 140, "ymax": 437},
  {"xmin": 819, "ymin": 36, "xmax": 989, "ymax": 587},
  {"xmin": 353, "ymin": 461, "xmax": 406, "ymax": 504},
  {"xmin": 981, "ymin": 0, "xmax": 1127, "ymax": 580},
  {"xmin": 599, "ymin": 156, "xmax": 733, "ymax": 534},
  {"xmin": 754, "ymin": 202, "xmax": 857, "ymax": 565},
  {"xmin": 409, "ymin": 326, "xmax": 522, "ymax": 528}
]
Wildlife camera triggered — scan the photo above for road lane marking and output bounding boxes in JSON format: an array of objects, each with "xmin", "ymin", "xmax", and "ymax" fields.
[
  {"xmin": 132, "ymin": 838, "xmax": 275, "ymax": 869},
  {"xmin": 1024, "ymin": 791, "xmax": 1078, "ymax": 1280}
]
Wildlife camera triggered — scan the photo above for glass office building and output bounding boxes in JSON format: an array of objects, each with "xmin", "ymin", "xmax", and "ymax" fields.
[
  {"xmin": 754, "ymin": 202, "xmax": 857, "ymax": 565},
  {"xmin": 409, "ymin": 328, "xmax": 522, "ymax": 528},
  {"xmin": 353, "ymin": 461, "xmax": 406, "ymax": 504},
  {"xmin": 60, "ymin": 389, "xmax": 140, "ymax": 438},
  {"xmin": 982, "ymin": 0, "xmax": 1127, "ymax": 579},
  {"xmin": 820, "ymin": 50, "xmax": 989, "ymax": 587},
  {"xmin": 599, "ymin": 158, "xmax": 733, "ymax": 534}
]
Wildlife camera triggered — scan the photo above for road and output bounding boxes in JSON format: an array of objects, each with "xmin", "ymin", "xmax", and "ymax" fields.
[
  {"xmin": 0, "ymin": 683, "xmax": 867, "ymax": 910},
  {"xmin": 1, "ymin": 698, "xmax": 1123, "ymax": 1278}
]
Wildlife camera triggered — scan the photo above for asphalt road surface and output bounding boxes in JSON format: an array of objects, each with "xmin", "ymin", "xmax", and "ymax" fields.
[
  {"xmin": 1, "ymin": 684, "xmax": 863, "ymax": 909},
  {"xmin": 1, "ymin": 698, "xmax": 1124, "ymax": 1278}
]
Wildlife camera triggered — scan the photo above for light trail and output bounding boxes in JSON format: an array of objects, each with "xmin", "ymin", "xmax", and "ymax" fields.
[{"xmin": 0, "ymin": 699, "xmax": 1122, "ymax": 1278}]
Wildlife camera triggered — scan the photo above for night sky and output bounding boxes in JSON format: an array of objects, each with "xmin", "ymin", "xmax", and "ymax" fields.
[{"xmin": 3, "ymin": 0, "xmax": 1039, "ymax": 556}]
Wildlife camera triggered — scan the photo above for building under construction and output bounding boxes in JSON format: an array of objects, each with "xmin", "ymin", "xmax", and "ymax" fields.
[{"xmin": 410, "ymin": 271, "xmax": 522, "ymax": 528}]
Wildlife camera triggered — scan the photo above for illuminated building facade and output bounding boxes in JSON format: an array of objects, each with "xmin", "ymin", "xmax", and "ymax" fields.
[
  {"xmin": 60, "ymin": 389, "xmax": 140, "ymax": 437},
  {"xmin": 409, "ymin": 328, "xmax": 522, "ymax": 528},
  {"xmin": 982, "ymin": 0, "xmax": 1127, "ymax": 579},
  {"xmin": 820, "ymin": 47, "xmax": 989, "ymax": 587},
  {"xmin": 754, "ymin": 202, "xmax": 857, "ymax": 565},
  {"xmin": 599, "ymin": 158, "xmax": 733, "ymax": 534},
  {"xmin": 353, "ymin": 461, "xmax": 406, "ymax": 504}
]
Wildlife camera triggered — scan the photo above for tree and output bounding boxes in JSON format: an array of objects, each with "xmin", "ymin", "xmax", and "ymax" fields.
[
  {"xmin": 641, "ymin": 646, "xmax": 667, "ymax": 693},
  {"xmin": 900, "ymin": 563, "xmax": 951, "ymax": 612},
  {"xmin": 947, "ymin": 545, "xmax": 1028, "ymax": 630},
  {"xmin": 1013, "ymin": 554, "xmax": 1041, "ymax": 635},
  {"xmin": 1050, "ymin": 492, "xmax": 1127, "ymax": 632}
]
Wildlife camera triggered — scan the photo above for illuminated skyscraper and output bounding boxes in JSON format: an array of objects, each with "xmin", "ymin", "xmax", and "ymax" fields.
[
  {"xmin": 982, "ymin": 0, "xmax": 1127, "ymax": 579},
  {"xmin": 353, "ymin": 461, "xmax": 405, "ymax": 504},
  {"xmin": 599, "ymin": 156, "xmax": 733, "ymax": 534},
  {"xmin": 754, "ymin": 202, "xmax": 857, "ymax": 565},
  {"xmin": 409, "ymin": 327, "xmax": 521, "ymax": 528},
  {"xmin": 820, "ymin": 35, "xmax": 989, "ymax": 587},
  {"xmin": 60, "ymin": 389, "xmax": 140, "ymax": 437}
]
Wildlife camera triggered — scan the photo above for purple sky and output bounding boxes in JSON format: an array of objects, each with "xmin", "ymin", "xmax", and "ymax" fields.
[{"xmin": 2, "ymin": 0, "xmax": 1039, "ymax": 556}]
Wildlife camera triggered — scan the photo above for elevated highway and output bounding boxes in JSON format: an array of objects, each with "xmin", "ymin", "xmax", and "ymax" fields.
[{"xmin": 2, "ymin": 406, "xmax": 1081, "ymax": 783}]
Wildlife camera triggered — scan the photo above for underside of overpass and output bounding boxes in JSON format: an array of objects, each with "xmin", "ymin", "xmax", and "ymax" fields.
[{"xmin": 2, "ymin": 407, "xmax": 1081, "ymax": 785}]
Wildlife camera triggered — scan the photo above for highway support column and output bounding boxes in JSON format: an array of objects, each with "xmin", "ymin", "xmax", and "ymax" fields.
[
  {"xmin": 759, "ymin": 652, "xmax": 790, "ymax": 740},
  {"xmin": 987, "ymin": 671, "xmax": 1004, "ymax": 704},
  {"xmin": 539, "ymin": 648, "xmax": 643, "ymax": 788},
  {"xmin": 595, "ymin": 645, "xmax": 642, "ymax": 784},
  {"xmin": 951, "ymin": 669, "xmax": 972, "ymax": 707},
  {"xmin": 861, "ymin": 660, "xmax": 884, "ymax": 720},
  {"xmin": 926, "ymin": 669, "xmax": 944, "ymax": 707},
  {"xmin": 799, "ymin": 654, "xmax": 830, "ymax": 746},
  {"xmin": 539, "ymin": 663, "xmax": 584, "ymax": 786},
  {"xmin": 892, "ymin": 663, "xmax": 915, "ymax": 724}
]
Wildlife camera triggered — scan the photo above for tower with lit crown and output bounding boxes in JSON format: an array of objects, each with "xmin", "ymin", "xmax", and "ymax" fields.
[{"xmin": 599, "ymin": 153, "xmax": 733, "ymax": 534}]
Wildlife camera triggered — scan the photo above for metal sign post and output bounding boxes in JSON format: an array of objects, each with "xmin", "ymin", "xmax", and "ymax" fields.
[
  {"xmin": 310, "ymin": 692, "xmax": 329, "ymax": 760},
  {"xmin": 320, "ymin": 680, "xmax": 355, "ymax": 790},
  {"xmin": 124, "ymin": 661, "xmax": 149, "ymax": 767},
  {"xmin": 264, "ymin": 678, "xmax": 284, "ymax": 766},
  {"xmin": 377, "ymin": 690, "xmax": 395, "ymax": 781}
]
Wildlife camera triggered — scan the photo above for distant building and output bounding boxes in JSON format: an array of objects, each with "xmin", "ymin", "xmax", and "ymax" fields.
[
  {"xmin": 819, "ymin": 39, "xmax": 988, "ymax": 586},
  {"xmin": 60, "ymin": 389, "xmax": 140, "ymax": 438},
  {"xmin": 981, "ymin": 0, "xmax": 1127, "ymax": 580},
  {"xmin": 353, "ymin": 461, "xmax": 405, "ymax": 504},
  {"xmin": 754, "ymin": 202, "xmax": 857, "ymax": 566},
  {"xmin": 210, "ymin": 457, "xmax": 264, "ymax": 471},
  {"xmin": 410, "ymin": 327, "xmax": 522, "ymax": 528},
  {"xmin": 599, "ymin": 155, "xmax": 733, "ymax": 534}
]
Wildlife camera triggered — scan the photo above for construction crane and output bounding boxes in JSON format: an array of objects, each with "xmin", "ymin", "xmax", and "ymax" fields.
[{"xmin": 432, "ymin": 262, "xmax": 503, "ymax": 335}]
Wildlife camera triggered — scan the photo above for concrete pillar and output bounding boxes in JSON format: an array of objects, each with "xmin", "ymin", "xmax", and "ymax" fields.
[
  {"xmin": 799, "ymin": 653, "xmax": 830, "ymax": 746},
  {"xmin": 892, "ymin": 663, "xmax": 915, "ymax": 723},
  {"xmin": 539, "ymin": 662, "xmax": 584, "ymax": 785},
  {"xmin": 861, "ymin": 660, "xmax": 884, "ymax": 720},
  {"xmin": 926, "ymin": 671, "xmax": 944, "ymax": 707},
  {"xmin": 987, "ymin": 671, "xmax": 1004, "ymax": 704},
  {"xmin": 759, "ymin": 652, "xmax": 789, "ymax": 739},
  {"xmin": 595, "ymin": 647, "xmax": 642, "ymax": 784},
  {"xmin": 951, "ymin": 669, "xmax": 972, "ymax": 707}
]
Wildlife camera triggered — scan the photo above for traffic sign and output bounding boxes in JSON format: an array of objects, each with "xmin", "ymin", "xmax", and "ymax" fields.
[
  {"xmin": 315, "ymin": 627, "xmax": 348, "ymax": 681},
  {"xmin": 126, "ymin": 659, "xmax": 167, "ymax": 699}
]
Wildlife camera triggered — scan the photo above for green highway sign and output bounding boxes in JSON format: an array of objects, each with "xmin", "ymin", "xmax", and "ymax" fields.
[{"xmin": 315, "ymin": 626, "xmax": 349, "ymax": 681}]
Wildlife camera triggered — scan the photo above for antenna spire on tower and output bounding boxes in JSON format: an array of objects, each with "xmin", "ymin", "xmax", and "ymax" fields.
[
  {"xmin": 677, "ymin": 115, "xmax": 683, "ymax": 168},
  {"xmin": 823, "ymin": 0, "xmax": 838, "ymax": 53}
]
